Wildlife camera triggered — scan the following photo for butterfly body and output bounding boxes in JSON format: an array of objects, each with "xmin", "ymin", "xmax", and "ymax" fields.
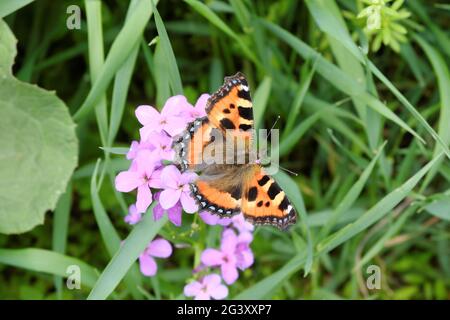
[{"xmin": 173, "ymin": 72, "xmax": 297, "ymax": 230}]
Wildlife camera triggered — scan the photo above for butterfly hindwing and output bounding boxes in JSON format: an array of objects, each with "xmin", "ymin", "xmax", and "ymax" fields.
[
  {"xmin": 240, "ymin": 166, "xmax": 297, "ymax": 229},
  {"xmin": 190, "ymin": 165, "xmax": 244, "ymax": 216}
]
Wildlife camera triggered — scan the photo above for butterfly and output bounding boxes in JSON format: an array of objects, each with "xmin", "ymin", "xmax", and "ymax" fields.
[{"xmin": 173, "ymin": 72, "xmax": 297, "ymax": 230}]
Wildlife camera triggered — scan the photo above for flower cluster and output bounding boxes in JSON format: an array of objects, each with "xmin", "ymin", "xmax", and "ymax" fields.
[
  {"xmin": 116, "ymin": 94, "xmax": 206, "ymax": 277},
  {"xmin": 117, "ymin": 94, "xmax": 209, "ymax": 225},
  {"xmin": 357, "ymin": 0, "xmax": 411, "ymax": 52},
  {"xmin": 115, "ymin": 94, "xmax": 255, "ymax": 300},
  {"xmin": 184, "ymin": 214, "xmax": 254, "ymax": 300}
]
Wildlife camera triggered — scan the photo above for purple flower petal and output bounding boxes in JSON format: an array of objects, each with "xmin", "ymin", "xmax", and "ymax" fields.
[
  {"xmin": 161, "ymin": 165, "xmax": 182, "ymax": 189},
  {"xmin": 231, "ymin": 213, "xmax": 254, "ymax": 233},
  {"xmin": 180, "ymin": 172, "xmax": 197, "ymax": 185},
  {"xmin": 238, "ymin": 231, "xmax": 253, "ymax": 244},
  {"xmin": 209, "ymin": 283, "xmax": 228, "ymax": 300},
  {"xmin": 237, "ymin": 249, "xmax": 254, "ymax": 270},
  {"xmin": 134, "ymin": 149, "xmax": 157, "ymax": 177},
  {"xmin": 167, "ymin": 203, "xmax": 182, "ymax": 226},
  {"xmin": 180, "ymin": 192, "xmax": 198, "ymax": 213},
  {"xmin": 149, "ymin": 168, "xmax": 164, "ymax": 189},
  {"xmin": 201, "ymin": 248, "xmax": 223, "ymax": 266},
  {"xmin": 124, "ymin": 204, "xmax": 142, "ymax": 225},
  {"xmin": 203, "ymin": 273, "xmax": 221, "ymax": 287},
  {"xmin": 162, "ymin": 95, "xmax": 190, "ymax": 117},
  {"xmin": 135, "ymin": 105, "xmax": 160, "ymax": 126},
  {"xmin": 148, "ymin": 238, "xmax": 172, "ymax": 258},
  {"xmin": 194, "ymin": 291, "xmax": 210, "ymax": 300},
  {"xmin": 159, "ymin": 188, "xmax": 182, "ymax": 209},
  {"xmin": 194, "ymin": 94, "xmax": 209, "ymax": 116},
  {"xmin": 115, "ymin": 171, "xmax": 142, "ymax": 192},
  {"xmin": 199, "ymin": 211, "xmax": 231, "ymax": 226},
  {"xmin": 153, "ymin": 203, "xmax": 164, "ymax": 221},
  {"xmin": 221, "ymin": 263, "xmax": 239, "ymax": 285},
  {"xmin": 220, "ymin": 229, "xmax": 238, "ymax": 254},
  {"xmin": 136, "ymin": 184, "xmax": 152, "ymax": 213},
  {"xmin": 184, "ymin": 281, "xmax": 202, "ymax": 297},
  {"xmin": 139, "ymin": 254, "xmax": 157, "ymax": 276},
  {"xmin": 163, "ymin": 116, "xmax": 189, "ymax": 137}
]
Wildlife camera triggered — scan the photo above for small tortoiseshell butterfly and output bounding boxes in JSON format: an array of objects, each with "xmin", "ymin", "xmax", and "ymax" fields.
[{"xmin": 173, "ymin": 72, "xmax": 297, "ymax": 230}]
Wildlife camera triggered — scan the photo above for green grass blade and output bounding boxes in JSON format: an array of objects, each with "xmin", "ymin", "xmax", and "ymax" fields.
[
  {"xmin": 234, "ymin": 251, "xmax": 307, "ymax": 299},
  {"xmin": 0, "ymin": 0, "xmax": 34, "ymax": 18},
  {"xmin": 283, "ymin": 58, "xmax": 318, "ymax": 137},
  {"xmin": 304, "ymin": 0, "xmax": 450, "ymax": 160},
  {"xmin": 87, "ymin": 208, "xmax": 168, "ymax": 300},
  {"xmin": 274, "ymin": 171, "xmax": 314, "ymax": 275},
  {"xmin": 91, "ymin": 160, "xmax": 143, "ymax": 299},
  {"xmin": 85, "ymin": 0, "xmax": 108, "ymax": 146},
  {"xmin": 252, "ymin": 76, "xmax": 272, "ymax": 130},
  {"xmin": 319, "ymin": 141, "xmax": 387, "ymax": 239},
  {"xmin": 279, "ymin": 112, "xmax": 322, "ymax": 157},
  {"xmin": 354, "ymin": 204, "xmax": 418, "ymax": 271},
  {"xmin": 151, "ymin": 0, "xmax": 183, "ymax": 95},
  {"xmin": 52, "ymin": 182, "xmax": 72, "ymax": 299},
  {"xmin": 184, "ymin": 0, "xmax": 259, "ymax": 66},
  {"xmin": 317, "ymin": 152, "xmax": 445, "ymax": 253},
  {"xmin": 423, "ymin": 195, "xmax": 450, "ymax": 221},
  {"xmin": 415, "ymin": 35, "xmax": 450, "ymax": 189},
  {"xmin": 0, "ymin": 248, "xmax": 98, "ymax": 288},
  {"xmin": 261, "ymin": 19, "xmax": 424, "ymax": 145},
  {"xmin": 74, "ymin": 0, "xmax": 156, "ymax": 121},
  {"xmin": 107, "ymin": 0, "xmax": 141, "ymax": 147}
]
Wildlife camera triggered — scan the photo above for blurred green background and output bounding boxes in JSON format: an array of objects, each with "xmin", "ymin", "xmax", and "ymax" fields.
[{"xmin": 0, "ymin": 0, "xmax": 449, "ymax": 300}]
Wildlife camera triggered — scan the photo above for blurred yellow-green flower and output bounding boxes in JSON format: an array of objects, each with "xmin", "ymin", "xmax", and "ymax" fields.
[{"xmin": 357, "ymin": 0, "xmax": 411, "ymax": 52}]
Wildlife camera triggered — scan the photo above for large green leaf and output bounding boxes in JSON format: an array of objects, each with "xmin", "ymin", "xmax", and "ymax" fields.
[{"xmin": 0, "ymin": 20, "xmax": 78, "ymax": 234}]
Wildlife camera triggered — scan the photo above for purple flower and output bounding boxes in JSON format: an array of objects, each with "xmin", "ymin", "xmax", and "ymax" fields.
[
  {"xmin": 153, "ymin": 191, "xmax": 183, "ymax": 226},
  {"xmin": 115, "ymin": 150, "xmax": 160, "ymax": 213},
  {"xmin": 139, "ymin": 238, "xmax": 172, "ymax": 277},
  {"xmin": 231, "ymin": 213, "xmax": 254, "ymax": 233},
  {"xmin": 199, "ymin": 211, "xmax": 232, "ymax": 226},
  {"xmin": 136, "ymin": 96, "xmax": 191, "ymax": 139},
  {"xmin": 159, "ymin": 165, "xmax": 198, "ymax": 213},
  {"xmin": 201, "ymin": 229, "xmax": 254, "ymax": 284},
  {"xmin": 124, "ymin": 204, "xmax": 142, "ymax": 225},
  {"xmin": 184, "ymin": 274, "xmax": 228, "ymax": 300},
  {"xmin": 127, "ymin": 140, "xmax": 153, "ymax": 160},
  {"xmin": 146, "ymin": 131, "xmax": 175, "ymax": 161},
  {"xmin": 180, "ymin": 93, "xmax": 209, "ymax": 122},
  {"xmin": 201, "ymin": 229, "xmax": 239, "ymax": 284},
  {"xmin": 235, "ymin": 231, "xmax": 254, "ymax": 270}
]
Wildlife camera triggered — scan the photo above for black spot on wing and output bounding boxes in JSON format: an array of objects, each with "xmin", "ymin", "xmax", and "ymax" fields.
[
  {"xmin": 247, "ymin": 186, "xmax": 258, "ymax": 201},
  {"xmin": 239, "ymin": 124, "xmax": 252, "ymax": 131},
  {"xmin": 238, "ymin": 106, "xmax": 253, "ymax": 121},
  {"xmin": 257, "ymin": 175, "xmax": 270, "ymax": 187},
  {"xmin": 267, "ymin": 182, "xmax": 281, "ymax": 200},
  {"xmin": 230, "ymin": 186, "xmax": 242, "ymax": 200},
  {"xmin": 223, "ymin": 108, "xmax": 231, "ymax": 114},
  {"xmin": 257, "ymin": 201, "xmax": 263, "ymax": 207},
  {"xmin": 278, "ymin": 196, "xmax": 289, "ymax": 211},
  {"xmin": 237, "ymin": 89, "xmax": 251, "ymax": 101},
  {"xmin": 220, "ymin": 118, "xmax": 236, "ymax": 130},
  {"xmin": 229, "ymin": 103, "xmax": 235, "ymax": 109}
]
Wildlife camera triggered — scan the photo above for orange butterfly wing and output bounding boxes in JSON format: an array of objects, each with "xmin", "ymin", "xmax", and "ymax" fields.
[
  {"xmin": 206, "ymin": 72, "xmax": 254, "ymax": 135},
  {"xmin": 240, "ymin": 166, "xmax": 297, "ymax": 229}
]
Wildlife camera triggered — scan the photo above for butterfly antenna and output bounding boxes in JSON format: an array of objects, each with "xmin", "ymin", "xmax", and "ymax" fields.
[
  {"xmin": 277, "ymin": 164, "xmax": 299, "ymax": 176},
  {"xmin": 267, "ymin": 115, "xmax": 281, "ymax": 140}
]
